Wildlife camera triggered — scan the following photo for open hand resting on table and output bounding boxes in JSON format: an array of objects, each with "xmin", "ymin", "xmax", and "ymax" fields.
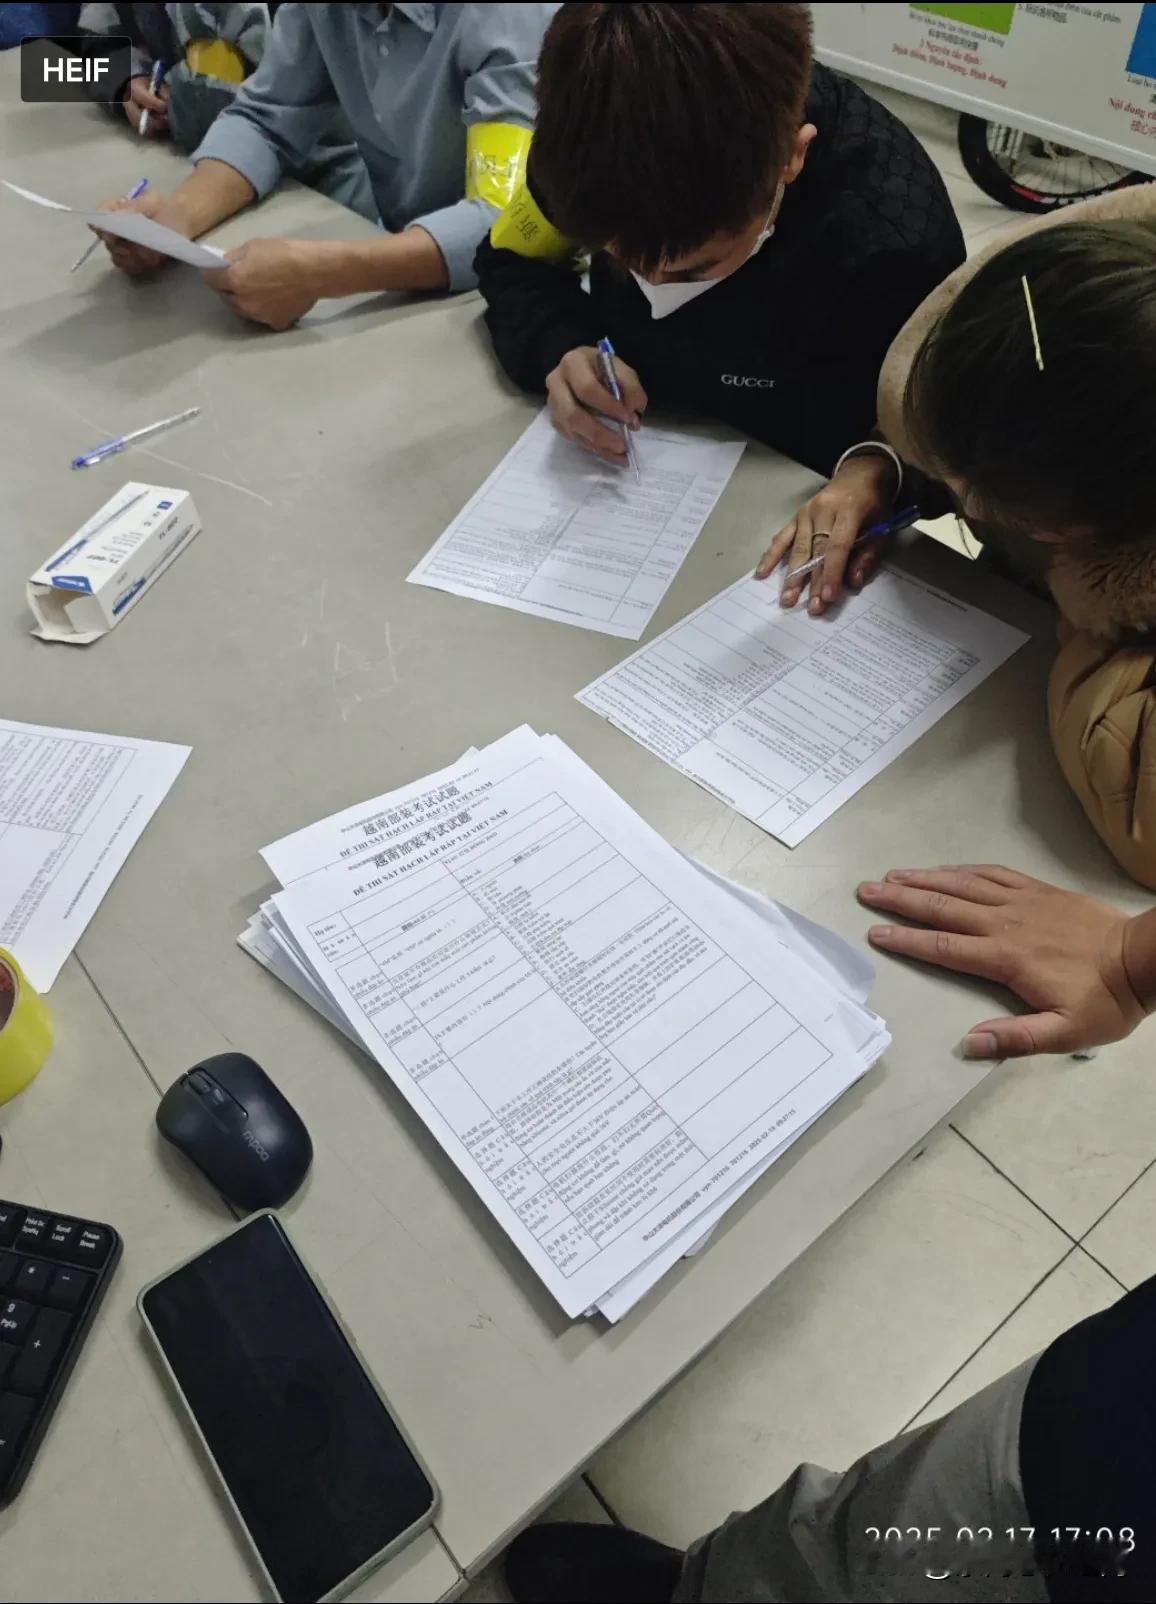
[
  {"xmin": 756, "ymin": 452, "xmax": 897, "ymax": 616},
  {"xmin": 858, "ymin": 865, "xmax": 1153, "ymax": 1059},
  {"xmin": 546, "ymin": 346, "xmax": 647, "ymax": 468}
]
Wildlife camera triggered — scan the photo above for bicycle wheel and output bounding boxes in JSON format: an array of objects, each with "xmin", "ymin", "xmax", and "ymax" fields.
[{"xmin": 957, "ymin": 113, "xmax": 1145, "ymax": 213}]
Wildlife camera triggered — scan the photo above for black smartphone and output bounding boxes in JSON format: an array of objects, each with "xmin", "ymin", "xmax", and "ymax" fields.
[{"xmin": 139, "ymin": 1211, "xmax": 438, "ymax": 1603}]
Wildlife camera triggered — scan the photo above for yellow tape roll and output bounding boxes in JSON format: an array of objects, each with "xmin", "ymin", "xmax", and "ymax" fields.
[{"xmin": 0, "ymin": 949, "xmax": 53, "ymax": 1106}]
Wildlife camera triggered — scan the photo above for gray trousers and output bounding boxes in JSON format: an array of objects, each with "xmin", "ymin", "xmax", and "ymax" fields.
[{"xmin": 676, "ymin": 1358, "xmax": 1049, "ymax": 1604}]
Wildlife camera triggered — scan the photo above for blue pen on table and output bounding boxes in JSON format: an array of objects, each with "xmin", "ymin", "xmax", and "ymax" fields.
[
  {"xmin": 71, "ymin": 407, "xmax": 201, "ymax": 470},
  {"xmin": 596, "ymin": 337, "xmax": 641, "ymax": 483},
  {"xmin": 783, "ymin": 505, "xmax": 922, "ymax": 586},
  {"xmin": 138, "ymin": 59, "xmax": 168, "ymax": 138},
  {"xmin": 70, "ymin": 175, "xmax": 150, "ymax": 272}
]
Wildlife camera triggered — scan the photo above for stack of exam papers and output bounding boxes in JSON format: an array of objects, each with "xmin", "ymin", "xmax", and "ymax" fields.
[{"xmin": 239, "ymin": 728, "xmax": 889, "ymax": 1321}]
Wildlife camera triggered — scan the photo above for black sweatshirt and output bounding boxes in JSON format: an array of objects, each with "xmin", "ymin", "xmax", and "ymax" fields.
[{"xmin": 475, "ymin": 66, "xmax": 966, "ymax": 477}]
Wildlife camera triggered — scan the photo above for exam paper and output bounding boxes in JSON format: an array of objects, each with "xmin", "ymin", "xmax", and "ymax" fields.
[
  {"xmin": 2, "ymin": 179, "xmax": 227, "ymax": 269},
  {"xmin": 271, "ymin": 735, "xmax": 878, "ymax": 1317},
  {"xmin": 0, "ymin": 719, "xmax": 190, "ymax": 989},
  {"xmin": 407, "ymin": 412, "xmax": 745, "ymax": 639},
  {"xmin": 579, "ymin": 569, "xmax": 1029, "ymax": 846}
]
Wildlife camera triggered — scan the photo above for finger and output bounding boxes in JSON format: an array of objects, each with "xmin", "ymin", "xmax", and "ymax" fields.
[
  {"xmin": 950, "ymin": 864, "xmax": 1038, "ymax": 891},
  {"xmin": 812, "ymin": 506, "xmax": 862, "ymax": 613},
  {"xmin": 755, "ymin": 520, "xmax": 797, "ymax": 581},
  {"xmin": 618, "ymin": 367, "xmax": 648, "ymax": 418},
  {"xmin": 878, "ymin": 868, "xmax": 1010, "ymax": 906},
  {"xmin": 866, "ymin": 922, "xmax": 1000, "ymax": 980},
  {"xmin": 803, "ymin": 534, "xmax": 829, "ymax": 616},
  {"xmin": 961, "ymin": 1011, "xmax": 1075, "ymax": 1061},
  {"xmin": 779, "ymin": 510, "xmax": 819, "ymax": 609},
  {"xmin": 140, "ymin": 88, "xmax": 167, "ymax": 112},
  {"xmin": 565, "ymin": 359, "xmax": 634, "ymax": 426},
  {"xmin": 566, "ymin": 404, "xmax": 629, "ymax": 459},
  {"xmin": 856, "ymin": 881, "xmax": 993, "ymax": 934},
  {"xmin": 847, "ymin": 542, "xmax": 885, "ymax": 591}
]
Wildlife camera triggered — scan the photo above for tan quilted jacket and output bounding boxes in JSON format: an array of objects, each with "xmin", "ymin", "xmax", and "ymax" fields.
[{"xmin": 878, "ymin": 182, "xmax": 1156, "ymax": 888}]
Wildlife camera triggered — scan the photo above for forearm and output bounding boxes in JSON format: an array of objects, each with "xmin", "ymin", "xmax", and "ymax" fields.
[
  {"xmin": 302, "ymin": 227, "xmax": 450, "ymax": 297},
  {"xmin": 169, "ymin": 160, "xmax": 258, "ymax": 237}
]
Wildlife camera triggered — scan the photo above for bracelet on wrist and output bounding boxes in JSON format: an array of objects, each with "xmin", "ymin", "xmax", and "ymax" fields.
[{"xmin": 832, "ymin": 441, "xmax": 903, "ymax": 502}]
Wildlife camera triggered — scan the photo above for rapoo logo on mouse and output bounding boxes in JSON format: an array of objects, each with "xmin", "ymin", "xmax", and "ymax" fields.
[
  {"xmin": 21, "ymin": 36, "xmax": 131, "ymax": 103},
  {"xmin": 722, "ymin": 373, "xmax": 776, "ymax": 388},
  {"xmin": 242, "ymin": 1129, "xmax": 271, "ymax": 1163}
]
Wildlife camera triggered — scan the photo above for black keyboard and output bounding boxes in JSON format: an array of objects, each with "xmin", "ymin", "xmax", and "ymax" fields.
[{"xmin": 0, "ymin": 1200, "xmax": 121, "ymax": 1508}]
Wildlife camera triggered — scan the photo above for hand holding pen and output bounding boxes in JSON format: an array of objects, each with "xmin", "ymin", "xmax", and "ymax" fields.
[
  {"xmin": 71, "ymin": 176, "xmax": 149, "ymax": 272},
  {"xmin": 135, "ymin": 60, "xmax": 169, "ymax": 138},
  {"xmin": 596, "ymin": 338, "xmax": 641, "ymax": 482},
  {"xmin": 545, "ymin": 343, "xmax": 647, "ymax": 469},
  {"xmin": 756, "ymin": 452, "xmax": 915, "ymax": 616},
  {"xmin": 783, "ymin": 505, "xmax": 920, "ymax": 586}
]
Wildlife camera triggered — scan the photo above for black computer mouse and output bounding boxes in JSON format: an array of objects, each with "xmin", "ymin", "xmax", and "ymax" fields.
[{"xmin": 156, "ymin": 1052, "xmax": 313, "ymax": 1211}]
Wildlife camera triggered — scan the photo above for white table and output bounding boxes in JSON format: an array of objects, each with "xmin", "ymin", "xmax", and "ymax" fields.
[{"xmin": 1, "ymin": 60, "xmax": 1146, "ymax": 1599}]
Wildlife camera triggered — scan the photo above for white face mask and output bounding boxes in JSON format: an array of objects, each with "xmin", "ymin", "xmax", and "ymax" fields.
[{"xmin": 629, "ymin": 190, "xmax": 781, "ymax": 320}]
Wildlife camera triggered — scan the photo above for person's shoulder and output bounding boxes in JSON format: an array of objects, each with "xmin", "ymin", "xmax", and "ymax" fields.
[
  {"xmin": 805, "ymin": 65, "xmax": 964, "ymax": 261},
  {"xmin": 454, "ymin": 2, "xmax": 560, "ymax": 49}
]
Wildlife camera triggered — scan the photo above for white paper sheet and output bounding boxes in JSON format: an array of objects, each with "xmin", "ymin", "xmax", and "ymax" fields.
[
  {"xmin": 271, "ymin": 736, "xmax": 878, "ymax": 1316},
  {"xmin": 407, "ymin": 412, "xmax": 745, "ymax": 640},
  {"xmin": 0, "ymin": 718, "xmax": 189, "ymax": 989},
  {"xmin": 2, "ymin": 179, "xmax": 227, "ymax": 269},
  {"xmin": 578, "ymin": 569, "xmax": 1029, "ymax": 846}
]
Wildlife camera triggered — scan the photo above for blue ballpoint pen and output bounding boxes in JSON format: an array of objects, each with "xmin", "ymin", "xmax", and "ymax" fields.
[
  {"xmin": 783, "ymin": 504, "xmax": 921, "ymax": 585},
  {"xmin": 70, "ymin": 175, "xmax": 150, "ymax": 272},
  {"xmin": 71, "ymin": 407, "xmax": 201, "ymax": 469},
  {"xmin": 596, "ymin": 336, "xmax": 641, "ymax": 483},
  {"xmin": 138, "ymin": 59, "xmax": 168, "ymax": 138}
]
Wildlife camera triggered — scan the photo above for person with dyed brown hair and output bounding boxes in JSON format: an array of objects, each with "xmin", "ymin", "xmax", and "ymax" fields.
[
  {"xmin": 759, "ymin": 183, "xmax": 1156, "ymax": 889},
  {"xmin": 476, "ymin": 3, "xmax": 964, "ymax": 477}
]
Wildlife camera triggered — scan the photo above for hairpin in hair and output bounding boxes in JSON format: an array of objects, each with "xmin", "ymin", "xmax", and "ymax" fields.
[{"xmin": 1021, "ymin": 274, "xmax": 1044, "ymax": 372}]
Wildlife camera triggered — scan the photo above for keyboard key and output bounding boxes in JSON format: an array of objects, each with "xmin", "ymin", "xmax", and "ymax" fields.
[
  {"xmin": 0, "ymin": 1392, "xmax": 36, "ymax": 1475},
  {"xmin": 9, "ymin": 1310, "xmax": 71, "ymax": 1396},
  {"xmin": 73, "ymin": 1227, "xmax": 111, "ymax": 1268},
  {"xmin": 46, "ymin": 1219, "xmax": 77, "ymax": 1259},
  {"xmin": 16, "ymin": 1214, "xmax": 50, "ymax": 1253},
  {"xmin": 14, "ymin": 1261, "xmax": 52, "ymax": 1298},
  {"xmin": 46, "ymin": 1267, "xmax": 90, "ymax": 1312},
  {"xmin": 0, "ymin": 1202, "xmax": 119, "ymax": 1506},
  {"xmin": 0, "ymin": 1300, "xmax": 33, "ymax": 1342}
]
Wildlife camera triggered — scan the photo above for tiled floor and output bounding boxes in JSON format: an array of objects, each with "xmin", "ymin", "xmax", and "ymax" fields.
[{"xmin": 462, "ymin": 82, "xmax": 1144, "ymax": 1601}]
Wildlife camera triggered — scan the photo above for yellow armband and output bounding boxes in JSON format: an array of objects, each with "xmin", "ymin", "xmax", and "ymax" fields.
[
  {"xmin": 186, "ymin": 38, "xmax": 248, "ymax": 84},
  {"xmin": 466, "ymin": 121, "xmax": 533, "ymax": 208},
  {"xmin": 488, "ymin": 177, "xmax": 573, "ymax": 265}
]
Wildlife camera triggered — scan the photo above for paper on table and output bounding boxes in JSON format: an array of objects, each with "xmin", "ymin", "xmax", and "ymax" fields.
[
  {"xmin": 535, "ymin": 731, "xmax": 877, "ymax": 1006},
  {"xmin": 407, "ymin": 411, "xmax": 745, "ymax": 640},
  {"xmin": 592, "ymin": 864, "xmax": 886, "ymax": 1320},
  {"xmin": 2, "ymin": 179, "xmax": 227, "ymax": 269},
  {"xmin": 578, "ymin": 568, "xmax": 1029, "ymax": 846},
  {"xmin": 687, "ymin": 859, "xmax": 876, "ymax": 1006},
  {"xmin": 271, "ymin": 735, "xmax": 876, "ymax": 1316},
  {"xmin": 0, "ymin": 718, "xmax": 189, "ymax": 989}
]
